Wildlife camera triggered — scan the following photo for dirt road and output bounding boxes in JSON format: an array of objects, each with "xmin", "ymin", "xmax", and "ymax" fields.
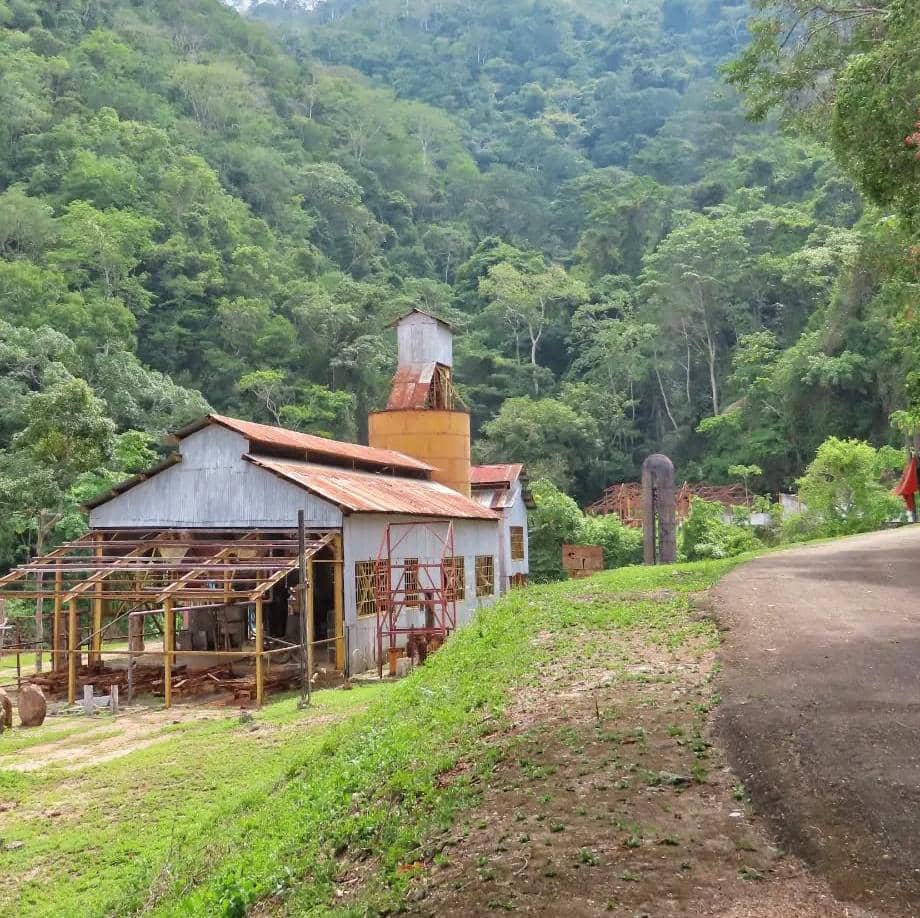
[{"xmin": 715, "ymin": 527, "xmax": 920, "ymax": 915}]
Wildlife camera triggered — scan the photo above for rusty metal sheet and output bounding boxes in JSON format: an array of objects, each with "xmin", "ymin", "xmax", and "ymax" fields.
[
  {"xmin": 562, "ymin": 544, "xmax": 604, "ymax": 578},
  {"xmin": 204, "ymin": 414, "xmax": 434, "ymax": 472},
  {"xmin": 470, "ymin": 464, "xmax": 524, "ymax": 486},
  {"xmin": 246, "ymin": 457, "xmax": 499, "ymax": 520},
  {"xmin": 471, "ymin": 487, "xmax": 515, "ymax": 511},
  {"xmin": 385, "ymin": 363, "xmax": 436, "ymax": 410}
]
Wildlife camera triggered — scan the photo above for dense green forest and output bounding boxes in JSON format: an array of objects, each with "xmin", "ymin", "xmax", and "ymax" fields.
[{"xmin": 0, "ymin": 0, "xmax": 916, "ymax": 569}]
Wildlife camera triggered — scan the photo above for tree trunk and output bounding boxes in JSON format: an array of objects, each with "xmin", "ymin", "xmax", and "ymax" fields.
[
  {"xmin": 34, "ymin": 515, "xmax": 45, "ymax": 673},
  {"xmin": 702, "ymin": 315, "xmax": 719, "ymax": 415},
  {"xmin": 654, "ymin": 357, "xmax": 679, "ymax": 432}
]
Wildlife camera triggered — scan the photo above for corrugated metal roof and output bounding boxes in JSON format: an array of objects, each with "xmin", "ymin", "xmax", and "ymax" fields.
[
  {"xmin": 386, "ymin": 363, "xmax": 436, "ymax": 410},
  {"xmin": 470, "ymin": 464, "xmax": 524, "ymax": 486},
  {"xmin": 246, "ymin": 456, "xmax": 499, "ymax": 520},
  {"xmin": 180, "ymin": 414, "xmax": 434, "ymax": 473},
  {"xmin": 472, "ymin": 487, "xmax": 516, "ymax": 511},
  {"xmin": 388, "ymin": 307, "xmax": 454, "ymax": 329}
]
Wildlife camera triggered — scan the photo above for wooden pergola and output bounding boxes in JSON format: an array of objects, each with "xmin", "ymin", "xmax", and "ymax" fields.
[{"xmin": 0, "ymin": 527, "xmax": 342, "ymax": 707}]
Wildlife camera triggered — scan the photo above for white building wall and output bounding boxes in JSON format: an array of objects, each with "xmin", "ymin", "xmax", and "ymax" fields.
[
  {"xmin": 397, "ymin": 313, "xmax": 453, "ymax": 367},
  {"xmin": 500, "ymin": 480, "xmax": 530, "ymax": 588},
  {"xmin": 89, "ymin": 426, "xmax": 343, "ymax": 529},
  {"xmin": 342, "ymin": 513, "xmax": 500, "ymax": 673}
]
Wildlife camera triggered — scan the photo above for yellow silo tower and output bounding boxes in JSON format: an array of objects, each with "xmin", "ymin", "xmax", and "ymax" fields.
[{"xmin": 368, "ymin": 309, "xmax": 471, "ymax": 497}]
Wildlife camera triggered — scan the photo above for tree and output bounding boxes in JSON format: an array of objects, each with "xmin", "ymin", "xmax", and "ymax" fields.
[
  {"xmin": 727, "ymin": 463, "xmax": 763, "ymax": 503},
  {"xmin": 480, "ymin": 262, "xmax": 586, "ymax": 394},
  {"xmin": 480, "ymin": 396, "xmax": 598, "ymax": 494},
  {"xmin": 639, "ymin": 214, "xmax": 750, "ymax": 417},
  {"xmin": 0, "ymin": 375, "xmax": 115, "ymax": 671}
]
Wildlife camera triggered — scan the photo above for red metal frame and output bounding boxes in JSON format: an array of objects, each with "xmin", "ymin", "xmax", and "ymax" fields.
[{"xmin": 374, "ymin": 520, "xmax": 457, "ymax": 675}]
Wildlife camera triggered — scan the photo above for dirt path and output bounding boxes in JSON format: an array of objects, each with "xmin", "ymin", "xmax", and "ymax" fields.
[
  {"xmin": 714, "ymin": 528, "xmax": 920, "ymax": 916},
  {"xmin": 406, "ymin": 589, "xmax": 870, "ymax": 917}
]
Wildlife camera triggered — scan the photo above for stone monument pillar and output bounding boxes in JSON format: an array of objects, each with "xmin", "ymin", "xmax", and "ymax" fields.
[{"xmin": 641, "ymin": 454, "xmax": 676, "ymax": 564}]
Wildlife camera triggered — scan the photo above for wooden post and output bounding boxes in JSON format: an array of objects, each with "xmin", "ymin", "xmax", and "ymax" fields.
[
  {"xmin": 164, "ymin": 598, "xmax": 174, "ymax": 708},
  {"xmin": 333, "ymin": 535, "xmax": 345, "ymax": 672},
  {"xmin": 255, "ymin": 596, "xmax": 264, "ymax": 707},
  {"xmin": 52, "ymin": 565, "xmax": 63, "ymax": 673},
  {"xmin": 67, "ymin": 597, "xmax": 78, "ymax": 705},
  {"xmin": 306, "ymin": 557, "xmax": 315, "ymax": 703},
  {"xmin": 91, "ymin": 535, "xmax": 103, "ymax": 666}
]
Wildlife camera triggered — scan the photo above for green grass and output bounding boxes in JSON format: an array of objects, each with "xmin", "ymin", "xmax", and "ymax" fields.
[{"xmin": 0, "ymin": 558, "xmax": 742, "ymax": 917}]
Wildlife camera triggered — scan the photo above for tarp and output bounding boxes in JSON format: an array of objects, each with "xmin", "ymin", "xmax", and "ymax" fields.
[{"xmin": 894, "ymin": 454, "xmax": 919, "ymax": 512}]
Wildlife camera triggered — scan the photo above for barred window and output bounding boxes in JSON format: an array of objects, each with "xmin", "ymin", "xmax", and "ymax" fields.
[
  {"xmin": 443, "ymin": 556, "xmax": 466, "ymax": 602},
  {"xmin": 510, "ymin": 526, "xmax": 525, "ymax": 561},
  {"xmin": 403, "ymin": 557, "xmax": 419, "ymax": 606},
  {"xmin": 355, "ymin": 560, "xmax": 377, "ymax": 618},
  {"xmin": 475, "ymin": 555, "xmax": 495, "ymax": 597}
]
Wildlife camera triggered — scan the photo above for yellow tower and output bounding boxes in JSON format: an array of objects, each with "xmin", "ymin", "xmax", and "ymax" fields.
[{"xmin": 368, "ymin": 309, "xmax": 471, "ymax": 497}]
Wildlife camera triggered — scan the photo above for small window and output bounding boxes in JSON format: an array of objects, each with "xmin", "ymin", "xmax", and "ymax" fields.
[
  {"xmin": 443, "ymin": 556, "xmax": 465, "ymax": 602},
  {"xmin": 510, "ymin": 527, "xmax": 525, "ymax": 561},
  {"xmin": 475, "ymin": 555, "xmax": 495, "ymax": 597},
  {"xmin": 355, "ymin": 560, "xmax": 378, "ymax": 618},
  {"xmin": 403, "ymin": 557, "xmax": 419, "ymax": 606}
]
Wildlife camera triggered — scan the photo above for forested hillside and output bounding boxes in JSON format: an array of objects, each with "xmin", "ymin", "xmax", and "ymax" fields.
[{"xmin": 0, "ymin": 0, "xmax": 915, "ymax": 569}]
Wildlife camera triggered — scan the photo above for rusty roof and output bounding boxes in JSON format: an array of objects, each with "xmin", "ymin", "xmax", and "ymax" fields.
[
  {"xmin": 470, "ymin": 464, "xmax": 524, "ymax": 486},
  {"xmin": 385, "ymin": 363, "xmax": 436, "ymax": 410},
  {"xmin": 176, "ymin": 414, "xmax": 434, "ymax": 473},
  {"xmin": 388, "ymin": 307, "xmax": 454, "ymax": 329},
  {"xmin": 246, "ymin": 456, "xmax": 499, "ymax": 520}
]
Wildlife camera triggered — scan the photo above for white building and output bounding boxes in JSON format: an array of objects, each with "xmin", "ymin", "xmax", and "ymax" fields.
[
  {"xmin": 471, "ymin": 464, "xmax": 532, "ymax": 592},
  {"xmin": 71, "ymin": 310, "xmax": 530, "ymax": 684}
]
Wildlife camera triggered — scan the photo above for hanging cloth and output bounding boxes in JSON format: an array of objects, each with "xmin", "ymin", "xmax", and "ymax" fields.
[{"xmin": 894, "ymin": 454, "xmax": 919, "ymax": 512}]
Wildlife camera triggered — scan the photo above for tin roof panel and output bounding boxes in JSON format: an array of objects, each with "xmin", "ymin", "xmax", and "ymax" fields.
[
  {"xmin": 188, "ymin": 414, "xmax": 434, "ymax": 473},
  {"xmin": 247, "ymin": 457, "xmax": 499, "ymax": 520}
]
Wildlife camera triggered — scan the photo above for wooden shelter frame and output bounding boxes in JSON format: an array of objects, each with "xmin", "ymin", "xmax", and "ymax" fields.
[{"xmin": 0, "ymin": 527, "xmax": 343, "ymax": 707}]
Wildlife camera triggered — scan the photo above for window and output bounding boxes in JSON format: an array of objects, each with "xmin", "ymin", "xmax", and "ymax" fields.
[
  {"xmin": 403, "ymin": 557, "xmax": 419, "ymax": 606},
  {"xmin": 355, "ymin": 561, "xmax": 378, "ymax": 618},
  {"xmin": 443, "ymin": 556, "xmax": 465, "ymax": 602},
  {"xmin": 475, "ymin": 556, "xmax": 495, "ymax": 597},
  {"xmin": 510, "ymin": 527, "xmax": 525, "ymax": 561}
]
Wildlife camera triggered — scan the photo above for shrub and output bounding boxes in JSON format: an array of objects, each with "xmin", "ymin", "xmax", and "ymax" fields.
[
  {"xmin": 791, "ymin": 436, "xmax": 905, "ymax": 538},
  {"xmin": 579, "ymin": 513, "xmax": 642, "ymax": 568},
  {"xmin": 528, "ymin": 478, "xmax": 584, "ymax": 581},
  {"xmin": 529, "ymin": 479, "xmax": 642, "ymax": 580},
  {"xmin": 679, "ymin": 497, "xmax": 761, "ymax": 561}
]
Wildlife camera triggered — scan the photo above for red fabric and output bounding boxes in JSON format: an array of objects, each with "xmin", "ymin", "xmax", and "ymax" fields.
[{"xmin": 894, "ymin": 455, "xmax": 919, "ymax": 512}]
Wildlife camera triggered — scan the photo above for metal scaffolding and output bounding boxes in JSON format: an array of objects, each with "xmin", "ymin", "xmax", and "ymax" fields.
[
  {"xmin": 0, "ymin": 527, "xmax": 341, "ymax": 707},
  {"xmin": 374, "ymin": 520, "xmax": 457, "ymax": 676}
]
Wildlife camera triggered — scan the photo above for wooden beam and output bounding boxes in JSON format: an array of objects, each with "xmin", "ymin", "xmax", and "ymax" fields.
[
  {"xmin": 155, "ymin": 530, "xmax": 259, "ymax": 602},
  {"xmin": 306, "ymin": 557, "xmax": 315, "ymax": 698},
  {"xmin": 164, "ymin": 597, "xmax": 174, "ymax": 709},
  {"xmin": 91, "ymin": 534, "xmax": 104, "ymax": 665},
  {"xmin": 52, "ymin": 565, "xmax": 63, "ymax": 673},
  {"xmin": 333, "ymin": 534, "xmax": 345, "ymax": 672},
  {"xmin": 67, "ymin": 597, "xmax": 78, "ymax": 705},
  {"xmin": 62, "ymin": 541, "xmax": 155, "ymax": 602},
  {"xmin": 255, "ymin": 596, "xmax": 264, "ymax": 707}
]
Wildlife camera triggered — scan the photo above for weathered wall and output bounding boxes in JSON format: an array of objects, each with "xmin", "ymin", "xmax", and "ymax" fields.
[
  {"xmin": 500, "ymin": 480, "xmax": 530, "ymax": 589},
  {"xmin": 89, "ymin": 426, "xmax": 343, "ymax": 529},
  {"xmin": 397, "ymin": 312, "xmax": 453, "ymax": 366},
  {"xmin": 367, "ymin": 408, "xmax": 471, "ymax": 497},
  {"xmin": 342, "ymin": 514, "xmax": 500, "ymax": 672}
]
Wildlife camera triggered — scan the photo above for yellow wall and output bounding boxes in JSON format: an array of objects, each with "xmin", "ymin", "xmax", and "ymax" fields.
[{"xmin": 368, "ymin": 409, "xmax": 471, "ymax": 496}]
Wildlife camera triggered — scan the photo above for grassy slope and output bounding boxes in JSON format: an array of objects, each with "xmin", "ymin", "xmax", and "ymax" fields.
[{"xmin": 0, "ymin": 559, "xmax": 742, "ymax": 917}]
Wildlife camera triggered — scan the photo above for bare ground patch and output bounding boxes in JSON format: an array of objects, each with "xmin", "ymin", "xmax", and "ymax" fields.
[{"xmin": 401, "ymin": 594, "xmax": 880, "ymax": 917}]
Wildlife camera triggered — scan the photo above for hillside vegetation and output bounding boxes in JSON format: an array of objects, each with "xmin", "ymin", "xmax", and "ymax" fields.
[
  {"xmin": 0, "ymin": 559, "xmax": 742, "ymax": 916},
  {"xmin": 0, "ymin": 0, "xmax": 917, "ymax": 567}
]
